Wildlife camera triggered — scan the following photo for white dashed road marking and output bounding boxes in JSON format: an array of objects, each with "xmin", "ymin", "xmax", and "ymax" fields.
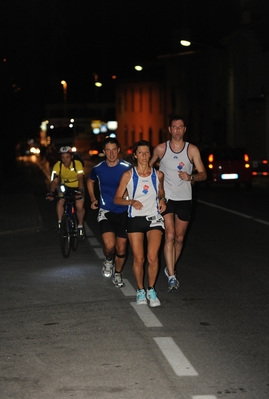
[
  {"xmin": 154, "ymin": 337, "xmax": 198, "ymax": 376},
  {"xmin": 130, "ymin": 302, "xmax": 163, "ymax": 327},
  {"xmin": 192, "ymin": 396, "xmax": 217, "ymax": 399},
  {"xmin": 121, "ymin": 279, "xmax": 137, "ymax": 296},
  {"xmin": 84, "ymin": 221, "xmax": 216, "ymax": 396}
]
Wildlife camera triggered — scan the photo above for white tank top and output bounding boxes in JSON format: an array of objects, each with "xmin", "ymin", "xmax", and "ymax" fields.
[
  {"xmin": 127, "ymin": 168, "xmax": 160, "ymax": 218},
  {"xmin": 159, "ymin": 141, "xmax": 193, "ymax": 201}
]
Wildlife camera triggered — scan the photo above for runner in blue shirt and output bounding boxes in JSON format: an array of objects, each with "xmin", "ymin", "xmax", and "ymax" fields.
[{"xmin": 87, "ymin": 137, "xmax": 131, "ymax": 287}]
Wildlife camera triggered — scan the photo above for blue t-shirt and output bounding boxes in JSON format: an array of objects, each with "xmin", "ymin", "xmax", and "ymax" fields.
[{"xmin": 89, "ymin": 159, "xmax": 131, "ymax": 213}]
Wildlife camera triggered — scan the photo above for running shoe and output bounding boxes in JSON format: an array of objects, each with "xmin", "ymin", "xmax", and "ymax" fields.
[
  {"xmin": 164, "ymin": 267, "xmax": 176, "ymax": 279},
  {"xmin": 146, "ymin": 288, "xmax": 161, "ymax": 307},
  {"xmin": 77, "ymin": 226, "xmax": 85, "ymax": 241},
  {"xmin": 112, "ymin": 272, "xmax": 125, "ymax": 288},
  {"xmin": 136, "ymin": 289, "xmax": 147, "ymax": 305},
  {"xmin": 102, "ymin": 258, "xmax": 114, "ymax": 278},
  {"xmin": 167, "ymin": 276, "xmax": 179, "ymax": 292}
]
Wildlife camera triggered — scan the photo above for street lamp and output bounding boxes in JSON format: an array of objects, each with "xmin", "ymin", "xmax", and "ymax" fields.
[
  {"xmin": 134, "ymin": 64, "xmax": 143, "ymax": 71},
  {"xmin": 61, "ymin": 80, "xmax": 67, "ymax": 116},
  {"xmin": 180, "ymin": 39, "xmax": 191, "ymax": 47}
]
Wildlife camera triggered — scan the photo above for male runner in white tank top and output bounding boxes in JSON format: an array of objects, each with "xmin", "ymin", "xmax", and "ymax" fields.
[{"xmin": 150, "ymin": 115, "xmax": 207, "ymax": 292}]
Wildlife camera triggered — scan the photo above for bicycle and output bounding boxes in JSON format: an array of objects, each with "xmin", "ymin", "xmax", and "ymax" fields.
[{"xmin": 47, "ymin": 185, "xmax": 82, "ymax": 258}]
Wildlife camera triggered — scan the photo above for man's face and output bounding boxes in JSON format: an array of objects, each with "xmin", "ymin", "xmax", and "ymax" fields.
[
  {"xmin": 61, "ymin": 153, "xmax": 72, "ymax": 167},
  {"xmin": 103, "ymin": 143, "xmax": 120, "ymax": 162},
  {"xmin": 168, "ymin": 119, "xmax": 186, "ymax": 139}
]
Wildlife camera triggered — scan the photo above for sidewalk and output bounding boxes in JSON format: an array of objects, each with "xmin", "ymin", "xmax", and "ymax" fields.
[
  {"xmin": 0, "ymin": 159, "xmax": 47, "ymax": 236},
  {"xmin": 0, "ymin": 193, "xmax": 43, "ymax": 235}
]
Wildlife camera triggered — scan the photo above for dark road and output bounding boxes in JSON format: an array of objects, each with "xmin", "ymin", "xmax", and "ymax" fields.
[{"xmin": 1, "ymin": 159, "xmax": 269, "ymax": 399}]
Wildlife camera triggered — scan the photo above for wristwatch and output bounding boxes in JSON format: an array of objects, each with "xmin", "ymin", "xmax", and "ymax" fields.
[
  {"xmin": 190, "ymin": 175, "xmax": 194, "ymax": 181},
  {"xmin": 159, "ymin": 197, "xmax": 167, "ymax": 203}
]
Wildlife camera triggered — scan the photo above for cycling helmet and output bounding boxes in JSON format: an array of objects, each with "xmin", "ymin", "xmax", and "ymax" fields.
[{"xmin": 59, "ymin": 146, "xmax": 72, "ymax": 154}]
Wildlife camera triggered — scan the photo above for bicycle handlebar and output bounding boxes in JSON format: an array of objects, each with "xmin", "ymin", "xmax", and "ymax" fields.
[{"xmin": 46, "ymin": 191, "xmax": 83, "ymax": 201}]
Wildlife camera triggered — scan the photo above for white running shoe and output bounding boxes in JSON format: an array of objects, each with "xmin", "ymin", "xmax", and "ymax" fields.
[
  {"xmin": 136, "ymin": 289, "xmax": 147, "ymax": 305},
  {"xmin": 102, "ymin": 258, "xmax": 114, "ymax": 278},
  {"xmin": 146, "ymin": 288, "xmax": 161, "ymax": 307},
  {"xmin": 112, "ymin": 272, "xmax": 124, "ymax": 288}
]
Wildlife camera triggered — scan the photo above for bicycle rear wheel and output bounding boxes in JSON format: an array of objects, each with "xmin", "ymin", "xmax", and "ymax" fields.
[
  {"xmin": 60, "ymin": 214, "xmax": 71, "ymax": 258},
  {"xmin": 71, "ymin": 214, "xmax": 79, "ymax": 252}
]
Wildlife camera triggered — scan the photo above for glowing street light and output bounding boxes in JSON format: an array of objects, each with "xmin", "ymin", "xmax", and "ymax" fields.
[
  {"xmin": 61, "ymin": 80, "xmax": 67, "ymax": 116},
  {"xmin": 134, "ymin": 65, "xmax": 143, "ymax": 71},
  {"xmin": 180, "ymin": 39, "xmax": 191, "ymax": 47}
]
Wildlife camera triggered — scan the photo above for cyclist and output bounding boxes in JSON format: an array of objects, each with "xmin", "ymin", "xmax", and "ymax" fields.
[{"xmin": 48, "ymin": 146, "xmax": 86, "ymax": 241}]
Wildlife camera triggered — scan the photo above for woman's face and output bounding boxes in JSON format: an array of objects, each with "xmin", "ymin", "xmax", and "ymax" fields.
[{"xmin": 134, "ymin": 145, "xmax": 151, "ymax": 165}]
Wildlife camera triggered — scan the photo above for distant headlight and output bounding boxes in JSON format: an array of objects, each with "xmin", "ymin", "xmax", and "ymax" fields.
[{"xmin": 30, "ymin": 147, "xmax": 40, "ymax": 154}]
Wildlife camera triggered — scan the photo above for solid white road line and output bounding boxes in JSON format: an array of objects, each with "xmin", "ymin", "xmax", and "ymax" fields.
[
  {"xmin": 197, "ymin": 199, "xmax": 269, "ymax": 226},
  {"xmin": 131, "ymin": 302, "xmax": 163, "ymax": 327},
  {"xmin": 153, "ymin": 337, "xmax": 198, "ymax": 376}
]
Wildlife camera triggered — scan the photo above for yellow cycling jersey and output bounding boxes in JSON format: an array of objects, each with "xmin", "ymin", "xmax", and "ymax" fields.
[{"xmin": 51, "ymin": 160, "xmax": 84, "ymax": 188}]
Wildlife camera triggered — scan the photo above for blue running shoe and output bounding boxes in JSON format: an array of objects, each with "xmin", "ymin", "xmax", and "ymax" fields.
[
  {"xmin": 164, "ymin": 267, "xmax": 176, "ymax": 279},
  {"xmin": 167, "ymin": 276, "xmax": 179, "ymax": 292},
  {"xmin": 136, "ymin": 289, "xmax": 147, "ymax": 305},
  {"xmin": 146, "ymin": 288, "xmax": 161, "ymax": 307}
]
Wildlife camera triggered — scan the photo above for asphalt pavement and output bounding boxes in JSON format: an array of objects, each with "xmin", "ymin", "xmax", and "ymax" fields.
[{"xmin": 2, "ymin": 157, "xmax": 269, "ymax": 399}]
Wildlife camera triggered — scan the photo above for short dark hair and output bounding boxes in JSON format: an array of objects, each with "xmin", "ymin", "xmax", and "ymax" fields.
[
  {"xmin": 169, "ymin": 115, "xmax": 186, "ymax": 127},
  {"xmin": 132, "ymin": 140, "xmax": 153, "ymax": 156},
  {"xmin": 103, "ymin": 137, "xmax": 120, "ymax": 149}
]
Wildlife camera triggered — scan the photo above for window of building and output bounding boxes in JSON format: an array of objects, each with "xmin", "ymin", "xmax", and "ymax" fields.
[
  {"xmin": 140, "ymin": 88, "xmax": 143, "ymax": 112},
  {"xmin": 149, "ymin": 87, "xmax": 152, "ymax": 113},
  {"xmin": 159, "ymin": 87, "xmax": 163, "ymax": 113},
  {"xmin": 117, "ymin": 94, "xmax": 122, "ymax": 114},
  {"xmin": 131, "ymin": 88, "xmax": 134, "ymax": 112},
  {"xmin": 124, "ymin": 126, "xmax": 128, "ymax": 147},
  {"xmin": 131, "ymin": 129, "xmax": 135, "ymax": 143},
  {"xmin": 124, "ymin": 89, "xmax": 127, "ymax": 111},
  {"xmin": 149, "ymin": 127, "xmax": 152, "ymax": 143}
]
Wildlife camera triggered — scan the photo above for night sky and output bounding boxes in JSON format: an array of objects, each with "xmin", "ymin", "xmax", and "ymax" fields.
[{"xmin": 1, "ymin": 0, "xmax": 269, "ymax": 143}]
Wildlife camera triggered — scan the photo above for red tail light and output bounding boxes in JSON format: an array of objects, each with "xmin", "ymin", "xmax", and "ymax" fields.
[{"xmin": 208, "ymin": 154, "xmax": 214, "ymax": 162}]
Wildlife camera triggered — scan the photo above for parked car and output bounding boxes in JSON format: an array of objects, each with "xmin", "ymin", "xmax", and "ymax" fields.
[
  {"xmin": 201, "ymin": 147, "xmax": 253, "ymax": 187},
  {"xmin": 88, "ymin": 142, "xmax": 105, "ymax": 160}
]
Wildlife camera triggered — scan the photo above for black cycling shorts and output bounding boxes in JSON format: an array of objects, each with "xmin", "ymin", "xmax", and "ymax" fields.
[
  {"xmin": 127, "ymin": 216, "xmax": 164, "ymax": 233},
  {"xmin": 162, "ymin": 199, "xmax": 192, "ymax": 221},
  {"xmin": 99, "ymin": 211, "xmax": 128, "ymax": 239}
]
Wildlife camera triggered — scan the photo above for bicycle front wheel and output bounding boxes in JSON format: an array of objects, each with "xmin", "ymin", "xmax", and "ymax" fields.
[
  {"xmin": 71, "ymin": 214, "xmax": 79, "ymax": 252},
  {"xmin": 60, "ymin": 214, "xmax": 71, "ymax": 258}
]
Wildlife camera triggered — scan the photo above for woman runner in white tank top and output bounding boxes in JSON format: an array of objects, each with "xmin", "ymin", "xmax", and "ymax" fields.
[{"xmin": 114, "ymin": 140, "xmax": 166, "ymax": 307}]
